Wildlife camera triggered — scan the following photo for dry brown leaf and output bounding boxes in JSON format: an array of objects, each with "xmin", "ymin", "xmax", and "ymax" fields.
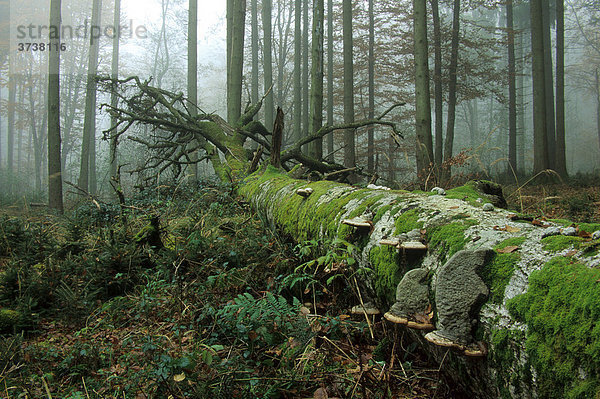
[
  {"xmin": 497, "ymin": 246, "xmax": 519, "ymax": 254},
  {"xmin": 313, "ymin": 388, "xmax": 329, "ymax": 399},
  {"xmin": 505, "ymin": 225, "xmax": 521, "ymax": 233}
]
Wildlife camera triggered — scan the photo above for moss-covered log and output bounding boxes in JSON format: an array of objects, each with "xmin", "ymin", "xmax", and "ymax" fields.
[
  {"xmin": 240, "ymin": 166, "xmax": 600, "ymax": 399},
  {"xmin": 103, "ymin": 78, "xmax": 600, "ymax": 398}
]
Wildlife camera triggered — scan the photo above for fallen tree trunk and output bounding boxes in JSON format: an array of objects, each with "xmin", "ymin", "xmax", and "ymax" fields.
[
  {"xmin": 240, "ymin": 167, "xmax": 600, "ymax": 399},
  {"xmin": 102, "ymin": 78, "xmax": 600, "ymax": 398}
]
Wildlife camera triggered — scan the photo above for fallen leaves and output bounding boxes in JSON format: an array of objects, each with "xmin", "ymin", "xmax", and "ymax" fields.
[{"xmin": 496, "ymin": 246, "xmax": 519, "ymax": 254}]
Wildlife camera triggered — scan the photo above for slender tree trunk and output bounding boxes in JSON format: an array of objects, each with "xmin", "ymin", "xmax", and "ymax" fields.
[
  {"xmin": 309, "ymin": 0, "xmax": 324, "ymax": 161},
  {"xmin": 342, "ymin": 0, "xmax": 355, "ymax": 168},
  {"xmin": 326, "ymin": 0, "xmax": 333, "ymax": 161},
  {"xmin": 367, "ymin": 0, "xmax": 375, "ymax": 174},
  {"xmin": 48, "ymin": 0, "xmax": 63, "ymax": 213},
  {"xmin": 530, "ymin": 0, "xmax": 549, "ymax": 173},
  {"xmin": 188, "ymin": 0, "xmax": 199, "ymax": 180},
  {"xmin": 597, "ymin": 69, "xmax": 600, "ymax": 154},
  {"xmin": 0, "ymin": 85, "xmax": 2, "ymax": 167},
  {"xmin": 541, "ymin": 0, "xmax": 556, "ymax": 170},
  {"xmin": 251, "ymin": 0, "xmax": 259, "ymax": 111},
  {"xmin": 555, "ymin": 0, "xmax": 567, "ymax": 178},
  {"xmin": 7, "ymin": 68, "xmax": 15, "ymax": 190},
  {"xmin": 227, "ymin": 0, "xmax": 233, "ymax": 110},
  {"xmin": 227, "ymin": 0, "xmax": 246, "ymax": 124},
  {"xmin": 507, "ymin": 0, "xmax": 517, "ymax": 176},
  {"xmin": 302, "ymin": 0, "xmax": 309, "ymax": 153},
  {"xmin": 517, "ymin": 24, "xmax": 526, "ymax": 174},
  {"xmin": 263, "ymin": 0, "xmax": 274, "ymax": 129},
  {"xmin": 442, "ymin": 0, "xmax": 460, "ymax": 182},
  {"xmin": 110, "ymin": 0, "xmax": 121, "ymax": 181},
  {"xmin": 431, "ymin": 0, "xmax": 443, "ymax": 171},
  {"xmin": 78, "ymin": 0, "xmax": 102, "ymax": 192},
  {"xmin": 28, "ymin": 80, "xmax": 42, "ymax": 193},
  {"xmin": 413, "ymin": 0, "xmax": 433, "ymax": 179},
  {"xmin": 293, "ymin": 0, "xmax": 302, "ymax": 143}
]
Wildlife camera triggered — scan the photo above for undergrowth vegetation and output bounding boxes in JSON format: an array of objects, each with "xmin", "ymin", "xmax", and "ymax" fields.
[{"xmin": 0, "ymin": 180, "xmax": 446, "ymax": 398}]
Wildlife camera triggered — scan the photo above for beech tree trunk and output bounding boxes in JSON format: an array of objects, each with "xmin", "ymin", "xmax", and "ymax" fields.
[
  {"xmin": 342, "ymin": 0, "xmax": 355, "ymax": 168},
  {"xmin": 47, "ymin": 0, "xmax": 63, "ymax": 213},
  {"xmin": 507, "ymin": 0, "xmax": 517, "ymax": 176},
  {"xmin": 308, "ymin": 0, "xmax": 324, "ymax": 161},
  {"xmin": 413, "ymin": 0, "xmax": 434, "ymax": 179}
]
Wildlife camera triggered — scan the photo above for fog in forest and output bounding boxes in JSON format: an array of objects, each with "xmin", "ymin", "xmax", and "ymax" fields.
[{"xmin": 0, "ymin": 0, "xmax": 599, "ymax": 204}]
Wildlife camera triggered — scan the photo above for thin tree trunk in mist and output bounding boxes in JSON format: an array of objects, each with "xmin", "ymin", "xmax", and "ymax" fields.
[
  {"xmin": 48, "ymin": 0, "xmax": 63, "ymax": 213},
  {"xmin": 342, "ymin": 0, "xmax": 355, "ymax": 168},
  {"xmin": 507, "ymin": 0, "xmax": 517, "ymax": 175},
  {"xmin": 431, "ymin": 0, "xmax": 443, "ymax": 171},
  {"xmin": 110, "ymin": 0, "xmax": 121, "ymax": 181},
  {"xmin": 263, "ymin": 0, "xmax": 274, "ymax": 130},
  {"xmin": 188, "ymin": 0, "xmax": 199, "ymax": 180},
  {"xmin": 530, "ymin": 0, "xmax": 549, "ymax": 173},
  {"xmin": 302, "ymin": 0, "xmax": 309, "ymax": 152},
  {"xmin": 293, "ymin": 0, "xmax": 301, "ymax": 142},
  {"xmin": 413, "ymin": 0, "xmax": 433, "ymax": 179},
  {"xmin": 442, "ymin": 0, "xmax": 460, "ymax": 182},
  {"xmin": 309, "ymin": 0, "xmax": 324, "ymax": 161},
  {"xmin": 17, "ymin": 78, "xmax": 24, "ymax": 176},
  {"xmin": 251, "ymin": 0, "xmax": 259, "ymax": 112},
  {"xmin": 7, "ymin": 69, "xmax": 15, "ymax": 186},
  {"xmin": 367, "ymin": 0, "xmax": 375, "ymax": 174},
  {"xmin": 555, "ymin": 0, "xmax": 567, "ymax": 178},
  {"xmin": 541, "ymin": 0, "xmax": 556, "ymax": 170},
  {"xmin": 326, "ymin": 0, "xmax": 333, "ymax": 161},
  {"xmin": 227, "ymin": 0, "xmax": 233, "ymax": 108},
  {"xmin": 78, "ymin": 0, "xmax": 101, "ymax": 193},
  {"xmin": 227, "ymin": 0, "xmax": 246, "ymax": 124},
  {"xmin": 596, "ymin": 69, "xmax": 600, "ymax": 154},
  {"xmin": 517, "ymin": 26, "xmax": 526, "ymax": 174},
  {"xmin": 28, "ymin": 77, "xmax": 41, "ymax": 193}
]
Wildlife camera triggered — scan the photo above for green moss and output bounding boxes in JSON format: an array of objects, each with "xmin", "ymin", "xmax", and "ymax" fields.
[
  {"xmin": 579, "ymin": 223, "xmax": 600, "ymax": 234},
  {"xmin": 427, "ymin": 220, "xmax": 477, "ymax": 262},
  {"xmin": 507, "ymin": 257, "xmax": 600, "ymax": 398},
  {"xmin": 496, "ymin": 237, "xmax": 527, "ymax": 249},
  {"xmin": 394, "ymin": 208, "xmax": 424, "ymax": 235},
  {"xmin": 369, "ymin": 246, "xmax": 403, "ymax": 304},
  {"xmin": 0, "ymin": 309, "xmax": 22, "ymax": 331},
  {"xmin": 541, "ymin": 236, "xmax": 586, "ymax": 252},
  {"xmin": 445, "ymin": 181, "xmax": 489, "ymax": 207},
  {"xmin": 481, "ymin": 252, "xmax": 520, "ymax": 304},
  {"xmin": 548, "ymin": 219, "xmax": 573, "ymax": 227}
]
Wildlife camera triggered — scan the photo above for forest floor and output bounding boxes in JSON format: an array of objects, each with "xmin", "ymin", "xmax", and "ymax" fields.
[
  {"xmin": 0, "ymin": 180, "xmax": 451, "ymax": 399},
  {"xmin": 0, "ymin": 178, "xmax": 598, "ymax": 399}
]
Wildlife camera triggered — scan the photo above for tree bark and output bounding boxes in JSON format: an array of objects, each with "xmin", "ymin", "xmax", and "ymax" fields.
[
  {"xmin": 326, "ymin": 0, "xmax": 334, "ymax": 162},
  {"xmin": 430, "ymin": 0, "xmax": 443, "ymax": 172},
  {"xmin": 413, "ymin": 0, "xmax": 433, "ymax": 179},
  {"xmin": 109, "ymin": 0, "xmax": 121, "ymax": 181},
  {"xmin": 309, "ymin": 0, "xmax": 324, "ymax": 161},
  {"xmin": 7, "ymin": 68, "xmax": 16, "ymax": 193},
  {"xmin": 367, "ymin": 0, "xmax": 375, "ymax": 174},
  {"xmin": 507, "ymin": 0, "xmax": 517, "ymax": 176},
  {"xmin": 302, "ymin": 0, "xmax": 309, "ymax": 153},
  {"xmin": 48, "ymin": 0, "xmax": 63, "ymax": 213},
  {"xmin": 262, "ymin": 0, "xmax": 274, "ymax": 130},
  {"xmin": 188, "ymin": 0, "xmax": 199, "ymax": 180},
  {"xmin": 442, "ymin": 0, "xmax": 460, "ymax": 182},
  {"xmin": 530, "ymin": 0, "xmax": 549, "ymax": 173},
  {"xmin": 555, "ymin": 0, "xmax": 567, "ymax": 178},
  {"xmin": 342, "ymin": 0, "xmax": 355, "ymax": 168},
  {"xmin": 293, "ymin": 0, "xmax": 302, "ymax": 143},
  {"xmin": 541, "ymin": 0, "xmax": 556, "ymax": 170},
  {"xmin": 227, "ymin": 0, "xmax": 246, "ymax": 125},
  {"xmin": 78, "ymin": 0, "xmax": 101, "ymax": 192}
]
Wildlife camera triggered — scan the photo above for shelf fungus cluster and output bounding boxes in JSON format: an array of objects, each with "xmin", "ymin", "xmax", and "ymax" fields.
[{"xmin": 384, "ymin": 249, "xmax": 492, "ymax": 358}]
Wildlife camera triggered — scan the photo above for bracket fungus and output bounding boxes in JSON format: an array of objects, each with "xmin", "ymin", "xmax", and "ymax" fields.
[
  {"xmin": 425, "ymin": 249, "xmax": 493, "ymax": 357},
  {"xmin": 296, "ymin": 187, "xmax": 314, "ymax": 197},
  {"xmin": 384, "ymin": 268, "xmax": 434, "ymax": 330}
]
